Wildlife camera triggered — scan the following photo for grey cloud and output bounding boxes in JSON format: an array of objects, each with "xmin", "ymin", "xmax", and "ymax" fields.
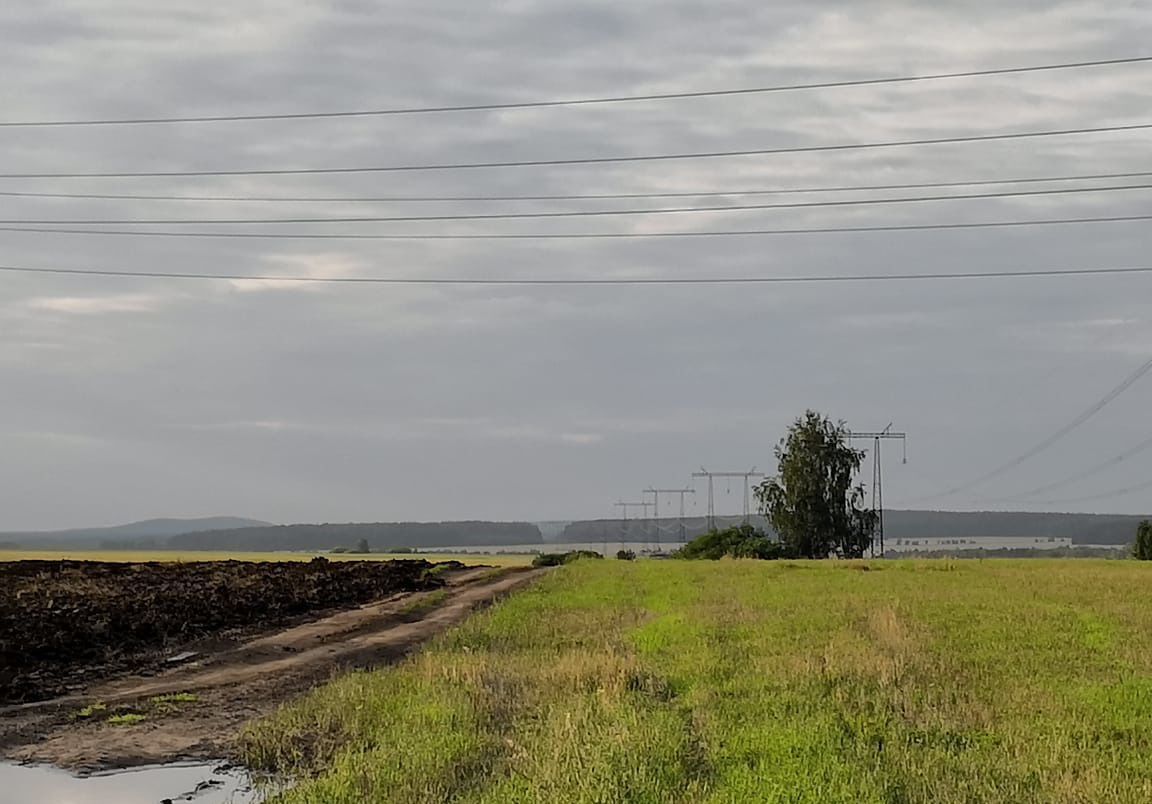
[{"xmin": 0, "ymin": 0, "xmax": 1150, "ymax": 528}]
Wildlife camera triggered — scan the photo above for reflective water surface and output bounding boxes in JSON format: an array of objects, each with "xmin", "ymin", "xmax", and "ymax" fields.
[{"xmin": 0, "ymin": 761, "xmax": 264, "ymax": 804}]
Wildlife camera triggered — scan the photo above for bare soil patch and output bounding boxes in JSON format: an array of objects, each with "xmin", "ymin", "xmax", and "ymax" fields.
[
  {"xmin": 0, "ymin": 558, "xmax": 457, "ymax": 704},
  {"xmin": 0, "ymin": 564, "xmax": 544, "ymax": 772}
]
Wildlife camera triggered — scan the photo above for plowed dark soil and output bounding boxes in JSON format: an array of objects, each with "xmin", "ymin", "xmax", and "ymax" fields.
[
  {"xmin": 0, "ymin": 566, "xmax": 545, "ymax": 772},
  {"xmin": 0, "ymin": 558, "xmax": 452, "ymax": 704}
]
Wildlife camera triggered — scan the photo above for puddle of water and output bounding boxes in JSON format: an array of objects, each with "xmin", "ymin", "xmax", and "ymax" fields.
[{"xmin": 0, "ymin": 761, "xmax": 266, "ymax": 804}]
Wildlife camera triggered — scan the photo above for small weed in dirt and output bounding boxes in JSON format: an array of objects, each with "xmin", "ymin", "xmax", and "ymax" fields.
[
  {"xmin": 74, "ymin": 702, "xmax": 107, "ymax": 720},
  {"xmin": 398, "ymin": 590, "xmax": 450, "ymax": 617},
  {"xmin": 107, "ymin": 713, "xmax": 147, "ymax": 726},
  {"xmin": 148, "ymin": 692, "xmax": 199, "ymax": 715}
]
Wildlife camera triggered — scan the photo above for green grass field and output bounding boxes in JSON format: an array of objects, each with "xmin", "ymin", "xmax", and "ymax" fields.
[
  {"xmin": 242, "ymin": 558, "xmax": 1152, "ymax": 803},
  {"xmin": 0, "ymin": 549, "xmax": 531, "ymax": 566}
]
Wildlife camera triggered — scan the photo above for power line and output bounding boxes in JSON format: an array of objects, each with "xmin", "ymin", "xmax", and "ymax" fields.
[
  {"xmin": 2, "ymin": 169, "xmax": 1150, "ymax": 204},
  {"xmin": 2, "ymin": 55, "xmax": 1149, "ymax": 128},
  {"xmin": 3, "ymin": 212, "xmax": 1149, "ymax": 240},
  {"xmin": 1, "ymin": 263, "xmax": 1151, "ymax": 285},
  {"xmin": 929, "ymin": 354, "xmax": 1152, "ymax": 498},
  {"xmin": 984, "ymin": 433, "xmax": 1152, "ymax": 502},
  {"xmin": 4, "ymin": 182, "xmax": 1149, "ymax": 225},
  {"xmin": 2, "ymin": 122, "xmax": 1149, "ymax": 179},
  {"xmin": 1029, "ymin": 476, "xmax": 1152, "ymax": 505}
]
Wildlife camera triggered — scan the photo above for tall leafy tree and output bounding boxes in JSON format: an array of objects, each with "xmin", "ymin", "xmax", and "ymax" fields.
[{"xmin": 755, "ymin": 410, "xmax": 877, "ymax": 559}]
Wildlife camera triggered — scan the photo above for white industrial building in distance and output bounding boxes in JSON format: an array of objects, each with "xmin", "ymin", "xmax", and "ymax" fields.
[{"xmin": 886, "ymin": 536, "xmax": 1074, "ymax": 553}]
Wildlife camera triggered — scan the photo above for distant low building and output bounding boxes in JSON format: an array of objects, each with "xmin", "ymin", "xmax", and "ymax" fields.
[{"xmin": 886, "ymin": 536, "xmax": 1074, "ymax": 553}]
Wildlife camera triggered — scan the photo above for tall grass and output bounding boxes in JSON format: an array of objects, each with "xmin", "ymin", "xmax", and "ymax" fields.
[{"xmin": 241, "ymin": 560, "xmax": 1152, "ymax": 803}]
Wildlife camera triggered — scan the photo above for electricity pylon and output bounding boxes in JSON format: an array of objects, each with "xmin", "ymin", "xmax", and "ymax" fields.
[
  {"xmin": 615, "ymin": 500, "xmax": 650, "ymax": 545},
  {"xmin": 644, "ymin": 487, "xmax": 695, "ymax": 548},
  {"xmin": 691, "ymin": 468, "xmax": 764, "ymax": 530},
  {"xmin": 847, "ymin": 424, "xmax": 908, "ymax": 558}
]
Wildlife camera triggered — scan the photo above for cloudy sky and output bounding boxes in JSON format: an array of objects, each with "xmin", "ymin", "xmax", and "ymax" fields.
[{"xmin": 1, "ymin": 0, "xmax": 1150, "ymax": 530}]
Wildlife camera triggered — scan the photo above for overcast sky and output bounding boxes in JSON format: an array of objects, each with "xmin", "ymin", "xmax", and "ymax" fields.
[{"xmin": 1, "ymin": 0, "xmax": 1150, "ymax": 530}]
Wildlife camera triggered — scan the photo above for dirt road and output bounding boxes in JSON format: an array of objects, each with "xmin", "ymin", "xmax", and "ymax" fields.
[{"xmin": 0, "ymin": 566, "xmax": 544, "ymax": 772}]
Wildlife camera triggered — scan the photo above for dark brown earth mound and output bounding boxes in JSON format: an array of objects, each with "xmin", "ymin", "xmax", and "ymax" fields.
[{"xmin": 0, "ymin": 558, "xmax": 449, "ymax": 704}]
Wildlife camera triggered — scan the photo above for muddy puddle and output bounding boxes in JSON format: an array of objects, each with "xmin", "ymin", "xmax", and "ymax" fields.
[{"xmin": 0, "ymin": 761, "xmax": 268, "ymax": 803}]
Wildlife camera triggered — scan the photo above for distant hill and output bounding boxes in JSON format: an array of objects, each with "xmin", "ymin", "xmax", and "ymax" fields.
[
  {"xmin": 0, "ymin": 517, "xmax": 273, "ymax": 549},
  {"xmin": 0, "ymin": 517, "xmax": 545, "ymax": 552},
  {"xmin": 168, "ymin": 521, "xmax": 543, "ymax": 551}
]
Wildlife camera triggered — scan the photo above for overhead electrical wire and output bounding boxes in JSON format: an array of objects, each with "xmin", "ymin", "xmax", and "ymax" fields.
[
  {"xmin": 1, "ymin": 55, "xmax": 1148, "ymax": 127},
  {"xmin": 984, "ymin": 433, "xmax": 1152, "ymax": 502},
  {"xmin": 6, "ymin": 52, "xmax": 1149, "ymax": 509},
  {"xmin": 1, "ymin": 263, "xmax": 1151, "ymax": 285},
  {"xmin": 1, "ymin": 169, "xmax": 1150, "ymax": 204},
  {"xmin": 925, "ymin": 354, "xmax": 1152, "ymax": 499},
  {"xmin": 2, "ymin": 212, "xmax": 1149, "ymax": 240},
  {"xmin": 1, "ymin": 122, "xmax": 1149, "ymax": 179},
  {"xmin": 2, "ymin": 182, "xmax": 1149, "ymax": 225},
  {"xmin": 1028, "ymin": 476, "xmax": 1152, "ymax": 505}
]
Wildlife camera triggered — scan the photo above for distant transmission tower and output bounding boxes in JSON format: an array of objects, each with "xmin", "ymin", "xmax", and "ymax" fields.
[
  {"xmin": 614, "ymin": 501, "xmax": 650, "ymax": 547},
  {"xmin": 691, "ymin": 468, "xmax": 764, "ymax": 530},
  {"xmin": 644, "ymin": 488, "xmax": 694, "ymax": 549},
  {"xmin": 847, "ymin": 424, "xmax": 908, "ymax": 557}
]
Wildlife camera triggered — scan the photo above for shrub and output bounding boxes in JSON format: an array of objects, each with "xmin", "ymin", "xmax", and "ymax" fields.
[
  {"xmin": 616, "ymin": 549, "xmax": 637, "ymax": 561},
  {"xmin": 532, "ymin": 550, "xmax": 603, "ymax": 568},
  {"xmin": 532, "ymin": 553, "xmax": 567, "ymax": 567},
  {"xmin": 674, "ymin": 524, "xmax": 792, "ymax": 561}
]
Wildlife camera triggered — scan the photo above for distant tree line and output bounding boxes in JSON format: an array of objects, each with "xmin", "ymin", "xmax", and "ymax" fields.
[
  {"xmin": 167, "ymin": 521, "xmax": 542, "ymax": 551},
  {"xmin": 564, "ymin": 510, "xmax": 1148, "ymax": 547},
  {"xmin": 882, "ymin": 510, "xmax": 1148, "ymax": 546}
]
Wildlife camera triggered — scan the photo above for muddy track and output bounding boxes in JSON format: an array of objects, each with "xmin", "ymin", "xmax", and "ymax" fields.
[{"xmin": 0, "ymin": 566, "xmax": 545, "ymax": 772}]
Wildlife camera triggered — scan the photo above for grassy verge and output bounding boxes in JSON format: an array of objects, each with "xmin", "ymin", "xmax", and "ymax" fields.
[{"xmin": 241, "ymin": 559, "xmax": 1152, "ymax": 803}]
